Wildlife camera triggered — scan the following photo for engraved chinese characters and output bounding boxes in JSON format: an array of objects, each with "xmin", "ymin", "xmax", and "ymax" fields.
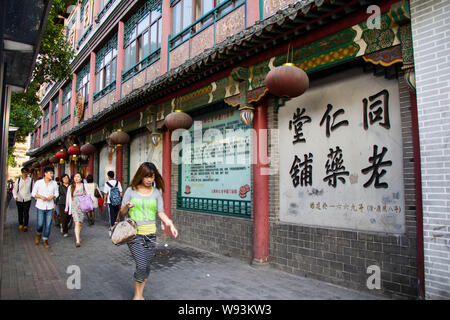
[{"xmin": 279, "ymin": 69, "xmax": 405, "ymax": 234}]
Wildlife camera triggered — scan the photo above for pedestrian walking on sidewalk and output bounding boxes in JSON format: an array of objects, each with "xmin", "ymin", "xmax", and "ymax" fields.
[
  {"xmin": 103, "ymin": 170, "xmax": 122, "ymax": 237},
  {"xmin": 65, "ymin": 172, "xmax": 88, "ymax": 247},
  {"xmin": 57, "ymin": 174, "xmax": 70, "ymax": 237},
  {"xmin": 117, "ymin": 162, "xmax": 178, "ymax": 300},
  {"xmin": 85, "ymin": 174, "xmax": 101, "ymax": 225},
  {"xmin": 31, "ymin": 166, "xmax": 59, "ymax": 248},
  {"xmin": 13, "ymin": 168, "xmax": 33, "ymax": 232}
]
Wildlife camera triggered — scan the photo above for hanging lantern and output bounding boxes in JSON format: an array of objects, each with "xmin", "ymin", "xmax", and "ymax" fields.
[
  {"xmin": 265, "ymin": 63, "xmax": 309, "ymax": 98},
  {"xmin": 49, "ymin": 156, "xmax": 59, "ymax": 164},
  {"xmin": 80, "ymin": 154, "xmax": 89, "ymax": 161},
  {"xmin": 239, "ymin": 106, "xmax": 254, "ymax": 127},
  {"xmin": 56, "ymin": 149, "xmax": 68, "ymax": 164},
  {"xmin": 110, "ymin": 129, "xmax": 130, "ymax": 147},
  {"xmin": 81, "ymin": 142, "xmax": 97, "ymax": 155},
  {"xmin": 40, "ymin": 158, "xmax": 49, "ymax": 167},
  {"xmin": 164, "ymin": 110, "xmax": 193, "ymax": 131},
  {"xmin": 151, "ymin": 132, "xmax": 161, "ymax": 146},
  {"xmin": 32, "ymin": 162, "xmax": 40, "ymax": 169},
  {"xmin": 68, "ymin": 144, "xmax": 81, "ymax": 156},
  {"xmin": 68, "ymin": 144, "xmax": 81, "ymax": 164}
]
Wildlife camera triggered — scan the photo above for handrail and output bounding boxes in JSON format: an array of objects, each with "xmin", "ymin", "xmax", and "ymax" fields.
[{"xmin": 121, "ymin": 48, "xmax": 161, "ymax": 82}]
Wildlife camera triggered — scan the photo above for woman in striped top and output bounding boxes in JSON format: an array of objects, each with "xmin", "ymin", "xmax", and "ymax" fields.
[{"xmin": 118, "ymin": 162, "xmax": 178, "ymax": 300}]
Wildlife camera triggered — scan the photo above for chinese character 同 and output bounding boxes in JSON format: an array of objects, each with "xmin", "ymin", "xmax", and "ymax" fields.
[{"xmin": 363, "ymin": 89, "xmax": 390, "ymax": 130}]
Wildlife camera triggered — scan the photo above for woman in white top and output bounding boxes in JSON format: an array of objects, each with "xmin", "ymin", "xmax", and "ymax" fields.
[
  {"xmin": 65, "ymin": 172, "xmax": 88, "ymax": 247},
  {"xmin": 85, "ymin": 174, "xmax": 101, "ymax": 225}
]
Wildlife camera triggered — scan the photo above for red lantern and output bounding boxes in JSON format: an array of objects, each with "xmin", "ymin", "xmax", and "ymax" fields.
[
  {"xmin": 68, "ymin": 144, "xmax": 81, "ymax": 163},
  {"xmin": 40, "ymin": 159, "xmax": 49, "ymax": 166},
  {"xmin": 49, "ymin": 156, "xmax": 59, "ymax": 164},
  {"xmin": 81, "ymin": 142, "xmax": 97, "ymax": 155},
  {"xmin": 56, "ymin": 149, "xmax": 68, "ymax": 164},
  {"xmin": 68, "ymin": 144, "xmax": 81, "ymax": 156},
  {"xmin": 32, "ymin": 162, "xmax": 40, "ymax": 169},
  {"xmin": 164, "ymin": 110, "xmax": 193, "ymax": 131},
  {"xmin": 110, "ymin": 129, "xmax": 130, "ymax": 146},
  {"xmin": 265, "ymin": 63, "xmax": 309, "ymax": 98}
]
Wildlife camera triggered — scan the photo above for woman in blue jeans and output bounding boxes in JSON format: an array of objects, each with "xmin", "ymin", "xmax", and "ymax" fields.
[{"xmin": 31, "ymin": 166, "xmax": 59, "ymax": 248}]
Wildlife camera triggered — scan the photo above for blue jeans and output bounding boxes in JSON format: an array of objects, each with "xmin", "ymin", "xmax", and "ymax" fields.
[{"xmin": 36, "ymin": 209, "xmax": 53, "ymax": 240}]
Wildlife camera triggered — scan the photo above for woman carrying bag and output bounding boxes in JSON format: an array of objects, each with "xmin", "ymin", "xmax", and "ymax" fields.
[
  {"xmin": 65, "ymin": 172, "xmax": 93, "ymax": 247},
  {"xmin": 117, "ymin": 162, "xmax": 178, "ymax": 300},
  {"xmin": 58, "ymin": 174, "xmax": 71, "ymax": 237}
]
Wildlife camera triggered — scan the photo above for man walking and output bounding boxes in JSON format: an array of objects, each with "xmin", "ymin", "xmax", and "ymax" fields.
[
  {"xmin": 103, "ymin": 170, "xmax": 122, "ymax": 237},
  {"xmin": 31, "ymin": 166, "xmax": 59, "ymax": 248},
  {"xmin": 12, "ymin": 168, "xmax": 33, "ymax": 232}
]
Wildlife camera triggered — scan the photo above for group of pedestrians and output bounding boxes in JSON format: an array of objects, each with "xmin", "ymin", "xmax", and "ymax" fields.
[{"xmin": 11, "ymin": 162, "xmax": 178, "ymax": 300}]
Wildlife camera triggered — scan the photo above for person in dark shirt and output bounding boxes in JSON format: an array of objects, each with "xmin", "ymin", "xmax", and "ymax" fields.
[{"xmin": 57, "ymin": 174, "xmax": 71, "ymax": 237}]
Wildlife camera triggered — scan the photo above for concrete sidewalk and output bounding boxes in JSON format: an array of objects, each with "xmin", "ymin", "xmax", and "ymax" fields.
[{"xmin": 1, "ymin": 199, "xmax": 383, "ymax": 300}]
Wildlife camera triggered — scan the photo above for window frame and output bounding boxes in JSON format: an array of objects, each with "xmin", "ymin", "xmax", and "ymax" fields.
[
  {"xmin": 51, "ymin": 98, "xmax": 59, "ymax": 130},
  {"xmin": 123, "ymin": 10, "xmax": 162, "ymax": 74}
]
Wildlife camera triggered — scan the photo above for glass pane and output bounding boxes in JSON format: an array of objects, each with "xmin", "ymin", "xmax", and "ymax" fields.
[
  {"xmin": 137, "ymin": 14, "xmax": 149, "ymax": 35},
  {"xmin": 204, "ymin": 0, "xmax": 215, "ymax": 15},
  {"xmin": 158, "ymin": 19, "xmax": 162, "ymax": 48},
  {"xmin": 143, "ymin": 31, "xmax": 149, "ymax": 56},
  {"xmin": 150, "ymin": 24, "xmax": 157, "ymax": 53},
  {"xmin": 151, "ymin": 10, "xmax": 161, "ymax": 22},
  {"xmin": 105, "ymin": 51, "xmax": 111, "ymax": 64},
  {"xmin": 172, "ymin": 3, "xmax": 181, "ymax": 35},
  {"xmin": 111, "ymin": 58, "xmax": 116, "ymax": 82},
  {"xmin": 183, "ymin": 0, "xmax": 192, "ymax": 30},
  {"xmin": 130, "ymin": 41, "xmax": 136, "ymax": 65}
]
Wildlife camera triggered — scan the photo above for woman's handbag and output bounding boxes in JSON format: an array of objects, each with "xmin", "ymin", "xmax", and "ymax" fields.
[
  {"xmin": 79, "ymin": 184, "xmax": 94, "ymax": 213},
  {"xmin": 111, "ymin": 218, "xmax": 136, "ymax": 245},
  {"xmin": 79, "ymin": 194, "xmax": 94, "ymax": 212}
]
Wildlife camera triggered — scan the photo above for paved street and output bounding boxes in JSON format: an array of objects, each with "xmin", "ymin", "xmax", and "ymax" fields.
[{"xmin": 1, "ymin": 199, "xmax": 383, "ymax": 300}]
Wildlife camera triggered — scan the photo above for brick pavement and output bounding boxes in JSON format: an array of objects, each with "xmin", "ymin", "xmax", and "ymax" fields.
[{"xmin": 1, "ymin": 199, "xmax": 384, "ymax": 300}]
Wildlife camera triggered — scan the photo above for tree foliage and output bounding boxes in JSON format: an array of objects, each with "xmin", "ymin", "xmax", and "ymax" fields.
[{"xmin": 9, "ymin": 0, "xmax": 76, "ymax": 165}]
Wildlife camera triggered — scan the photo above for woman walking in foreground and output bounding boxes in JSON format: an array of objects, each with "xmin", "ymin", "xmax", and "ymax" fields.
[
  {"xmin": 117, "ymin": 162, "xmax": 178, "ymax": 300},
  {"xmin": 65, "ymin": 172, "xmax": 88, "ymax": 247}
]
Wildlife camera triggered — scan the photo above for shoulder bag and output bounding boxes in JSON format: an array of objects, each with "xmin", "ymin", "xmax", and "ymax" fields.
[
  {"xmin": 111, "ymin": 218, "xmax": 136, "ymax": 245},
  {"xmin": 79, "ymin": 184, "xmax": 94, "ymax": 213}
]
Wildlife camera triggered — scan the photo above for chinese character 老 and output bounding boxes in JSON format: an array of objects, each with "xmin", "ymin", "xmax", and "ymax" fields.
[{"xmin": 361, "ymin": 145, "xmax": 392, "ymax": 189}]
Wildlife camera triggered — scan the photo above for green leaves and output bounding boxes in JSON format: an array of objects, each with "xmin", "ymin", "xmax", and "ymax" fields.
[{"xmin": 10, "ymin": 0, "xmax": 77, "ymax": 144}]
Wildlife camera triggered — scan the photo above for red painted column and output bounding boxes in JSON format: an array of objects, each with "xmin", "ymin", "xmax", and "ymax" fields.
[
  {"xmin": 88, "ymin": 153, "xmax": 95, "ymax": 176},
  {"xmin": 162, "ymin": 129, "xmax": 172, "ymax": 235},
  {"xmin": 115, "ymin": 146, "xmax": 124, "ymax": 184},
  {"xmin": 252, "ymin": 101, "xmax": 269, "ymax": 264},
  {"xmin": 49, "ymin": 100, "xmax": 53, "ymax": 135},
  {"xmin": 247, "ymin": 0, "xmax": 261, "ymax": 27},
  {"xmin": 116, "ymin": 21, "xmax": 125, "ymax": 101},
  {"xmin": 57, "ymin": 88, "xmax": 63, "ymax": 135},
  {"xmin": 88, "ymin": 51, "xmax": 96, "ymax": 118},
  {"xmin": 58, "ymin": 163, "xmax": 62, "ymax": 179},
  {"xmin": 160, "ymin": 0, "xmax": 172, "ymax": 75},
  {"xmin": 71, "ymin": 73, "xmax": 77, "ymax": 128},
  {"xmin": 409, "ymin": 89, "xmax": 425, "ymax": 299},
  {"xmin": 70, "ymin": 161, "xmax": 75, "ymax": 177}
]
